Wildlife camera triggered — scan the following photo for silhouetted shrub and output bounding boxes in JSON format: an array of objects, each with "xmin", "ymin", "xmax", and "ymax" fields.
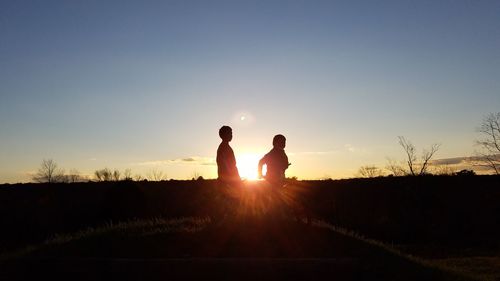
[{"xmin": 455, "ymin": 169, "xmax": 476, "ymax": 176}]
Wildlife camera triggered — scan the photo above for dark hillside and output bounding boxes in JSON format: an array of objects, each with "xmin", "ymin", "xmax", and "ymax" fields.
[{"xmin": 0, "ymin": 176, "xmax": 498, "ymax": 254}]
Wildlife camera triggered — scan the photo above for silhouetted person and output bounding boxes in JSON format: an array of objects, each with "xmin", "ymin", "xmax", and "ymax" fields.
[
  {"xmin": 258, "ymin": 134, "xmax": 290, "ymax": 186},
  {"xmin": 216, "ymin": 126, "xmax": 240, "ymax": 185}
]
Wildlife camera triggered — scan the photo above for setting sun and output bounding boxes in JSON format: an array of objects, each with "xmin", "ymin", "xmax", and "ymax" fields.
[{"xmin": 236, "ymin": 153, "xmax": 261, "ymax": 180}]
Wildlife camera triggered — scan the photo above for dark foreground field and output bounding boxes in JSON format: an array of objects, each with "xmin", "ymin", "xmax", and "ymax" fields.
[
  {"xmin": 0, "ymin": 176, "xmax": 499, "ymax": 280},
  {"xmin": 1, "ymin": 217, "xmax": 453, "ymax": 281}
]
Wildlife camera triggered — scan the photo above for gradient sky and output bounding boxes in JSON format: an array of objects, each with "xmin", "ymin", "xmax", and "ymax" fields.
[{"xmin": 1, "ymin": 0, "xmax": 499, "ymax": 183}]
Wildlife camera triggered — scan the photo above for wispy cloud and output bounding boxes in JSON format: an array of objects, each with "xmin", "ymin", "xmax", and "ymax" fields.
[
  {"xmin": 170, "ymin": 157, "xmax": 216, "ymax": 166},
  {"xmin": 22, "ymin": 170, "xmax": 37, "ymax": 178},
  {"xmin": 344, "ymin": 144, "xmax": 369, "ymax": 155},
  {"xmin": 430, "ymin": 155, "xmax": 499, "ymax": 172},
  {"xmin": 430, "ymin": 155, "xmax": 500, "ymax": 165},
  {"xmin": 431, "ymin": 157, "xmax": 469, "ymax": 165},
  {"xmin": 288, "ymin": 150, "xmax": 338, "ymax": 156},
  {"xmin": 344, "ymin": 144, "xmax": 356, "ymax": 152},
  {"xmin": 289, "ymin": 145, "xmax": 368, "ymax": 156},
  {"xmin": 135, "ymin": 156, "xmax": 216, "ymax": 166}
]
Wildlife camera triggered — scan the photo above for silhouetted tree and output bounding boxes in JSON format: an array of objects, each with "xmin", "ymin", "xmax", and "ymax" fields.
[
  {"xmin": 147, "ymin": 168, "xmax": 166, "ymax": 181},
  {"xmin": 433, "ymin": 165, "xmax": 456, "ymax": 175},
  {"xmin": 385, "ymin": 158, "xmax": 406, "ymax": 176},
  {"xmin": 398, "ymin": 136, "xmax": 417, "ymax": 175},
  {"xmin": 191, "ymin": 171, "xmax": 201, "ymax": 181},
  {"xmin": 123, "ymin": 169, "xmax": 133, "ymax": 181},
  {"xmin": 112, "ymin": 170, "xmax": 121, "ymax": 181},
  {"xmin": 455, "ymin": 169, "xmax": 476, "ymax": 176},
  {"xmin": 357, "ymin": 165, "xmax": 385, "ymax": 178},
  {"xmin": 32, "ymin": 159, "xmax": 65, "ymax": 183},
  {"xmin": 67, "ymin": 169, "xmax": 86, "ymax": 183},
  {"xmin": 95, "ymin": 168, "xmax": 112, "ymax": 181},
  {"xmin": 398, "ymin": 136, "xmax": 440, "ymax": 176},
  {"xmin": 421, "ymin": 144, "xmax": 441, "ymax": 175},
  {"xmin": 474, "ymin": 112, "xmax": 500, "ymax": 175},
  {"xmin": 134, "ymin": 174, "xmax": 144, "ymax": 181}
]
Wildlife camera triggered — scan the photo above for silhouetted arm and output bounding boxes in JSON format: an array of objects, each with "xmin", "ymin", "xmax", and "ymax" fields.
[
  {"xmin": 258, "ymin": 157, "xmax": 265, "ymax": 179},
  {"xmin": 227, "ymin": 146, "xmax": 240, "ymax": 180},
  {"xmin": 284, "ymin": 154, "xmax": 290, "ymax": 170}
]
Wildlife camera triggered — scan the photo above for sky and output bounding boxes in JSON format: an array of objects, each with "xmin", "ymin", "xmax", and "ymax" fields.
[{"xmin": 1, "ymin": 0, "xmax": 499, "ymax": 183}]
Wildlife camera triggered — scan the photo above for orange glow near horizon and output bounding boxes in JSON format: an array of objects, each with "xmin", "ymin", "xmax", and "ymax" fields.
[{"xmin": 236, "ymin": 153, "xmax": 261, "ymax": 180}]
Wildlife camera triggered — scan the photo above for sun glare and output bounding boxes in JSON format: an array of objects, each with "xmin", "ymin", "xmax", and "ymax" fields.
[{"xmin": 237, "ymin": 153, "xmax": 261, "ymax": 180}]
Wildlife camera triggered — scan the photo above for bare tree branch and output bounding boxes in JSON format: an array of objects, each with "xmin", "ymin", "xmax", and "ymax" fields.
[
  {"xmin": 385, "ymin": 158, "xmax": 407, "ymax": 176},
  {"xmin": 67, "ymin": 169, "xmax": 86, "ymax": 183},
  {"xmin": 357, "ymin": 165, "xmax": 385, "ymax": 178},
  {"xmin": 95, "ymin": 168, "xmax": 112, "ymax": 181},
  {"xmin": 397, "ymin": 137, "xmax": 440, "ymax": 176},
  {"xmin": 147, "ymin": 168, "xmax": 166, "ymax": 181},
  {"xmin": 112, "ymin": 170, "xmax": 121, "ymax": 181},
  {"xmin": 420, "ymin": 143, "xmax": 441, "ymax": 175},
  {"xmin": 32, "ymin": 159, "xmax": 65, "ymax": 183},
  {"xmin": 398, "ymin": 136, "xmax": 417, "ymax": 176},
  {"xmin": 474, "ymin": 112, "xmax": 500, "ymax": 175},
  {"xmin": 123, "ymin": 169, "xmax": 133, "ymax": 181}
]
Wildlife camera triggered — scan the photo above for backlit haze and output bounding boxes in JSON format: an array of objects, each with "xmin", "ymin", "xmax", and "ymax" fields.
[{"xmin": 1, "ymin": 1, "xmax": 500, "ymax": 183}]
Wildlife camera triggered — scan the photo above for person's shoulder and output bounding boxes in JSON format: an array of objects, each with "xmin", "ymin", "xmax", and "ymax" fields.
[
  {"xmin": 270, "ymin": 148, "xmax": 283, "ymax": 155},
  {"xmin": 217, "ymin": 142, "xmax": 225, "ymax": 152},
  {"xmin": 218, "ymin": 142, "xmax": 231, "ymax": 152},
  {"xmin": 262, "ymin": 149, "xmax": 274, "ymax": 159},
  {"xmin": 273, "ymin": 148, "xmax": 287, "ymax": 158}
]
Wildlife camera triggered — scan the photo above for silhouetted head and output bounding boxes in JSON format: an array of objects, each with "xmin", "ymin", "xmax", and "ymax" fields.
[
  {"xmin": 219, "ymin": 126, "xmax": 233, "ymax": 142},
  {"xmin": 272, "ymin": 134, "xmax": 286, "ymax": 149}
]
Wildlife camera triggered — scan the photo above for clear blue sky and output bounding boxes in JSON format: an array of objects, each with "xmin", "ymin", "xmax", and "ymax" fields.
[{"xmin": 1, "ymin": 0, "xmax": 499, "ymax": 182}]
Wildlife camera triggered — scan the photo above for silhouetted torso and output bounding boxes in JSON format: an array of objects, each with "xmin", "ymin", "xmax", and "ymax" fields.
[
  {"xmin": 217, "ymin": 141, "xmax": 240, "ymax": 183},
  {"xmin": 259, "ymin": 147, "xmax": 288, "ymax": 184}
]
